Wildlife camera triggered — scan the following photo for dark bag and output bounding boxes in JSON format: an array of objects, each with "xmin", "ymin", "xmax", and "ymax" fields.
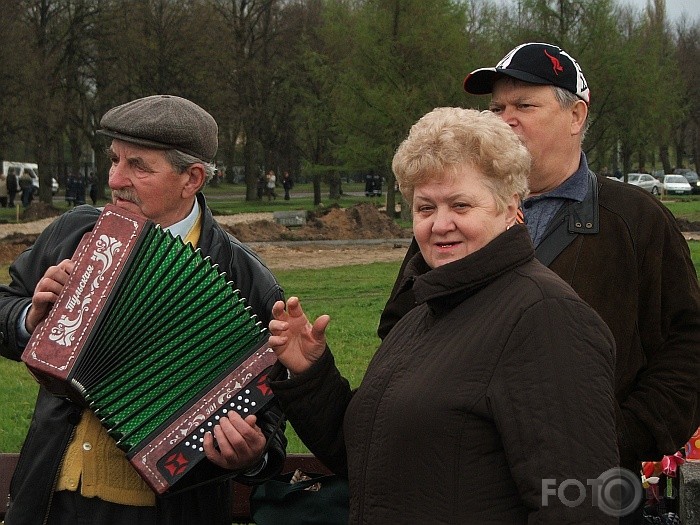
[{"xmin": 250, "ymin": 469, "xmax": 349, "ymax": 524}]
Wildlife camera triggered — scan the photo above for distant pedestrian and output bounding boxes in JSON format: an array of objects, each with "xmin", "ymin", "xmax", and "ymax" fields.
[
  {"xmin": 364, "ymin": 172, "xmax": 375, "ymax": 196},
  {"xmin": 6, "ymin": 168, "xmax": 18, "ymax": 207},
  {"xmin": 265, "ymin": 170, "xmax": 277, "ymax": 201},
  {"xmin": 88, "ymin": 172, "xmax": 98, "ymax": 205},
  {"xmin": 65, "ymin": 174, "xmax": 76, "ymax": 206},
  {"xmin": 282, "ymin": 171, "xmax": 293, "ymax": 200},
  {"xmin": 19, "ymin": 169, "xmax": 33, "ymax": 208},
  {"xmin": 0, "ymin": 171, "xmax": 8, "ymax": 207},
  {"xmin": 364, "ymin": 171, "xmax": 382, "ymax": 197},
  {"xmin": 74, "ymin": 174, "xmax": 86, "ymax": 206},
  {"xmin": 256, "ymin": 174, "xmax": 265, "ymax": 200}
]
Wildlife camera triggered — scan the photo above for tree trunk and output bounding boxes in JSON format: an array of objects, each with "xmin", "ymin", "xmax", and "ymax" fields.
[
  {"xmin": 243, "ymin": 138, "xmax": 258, "ymax": 201},
  {"xmin": 36, "ymin": 124, "xmax": 54, "ymax": 205},
  {"xmin": 659, "ymin": 145, "xmax": 671, "ymax": 174},
  {"xmin": 693, "ymin": 124, "xmax": 700, "ymax": 172},
  {"xmin": 328, "ymin": 171, "xmax": 341, "ymax": 199},
  {"xmin": 313, "ymin": 174, "xmax": 321, "ymax": 206}
]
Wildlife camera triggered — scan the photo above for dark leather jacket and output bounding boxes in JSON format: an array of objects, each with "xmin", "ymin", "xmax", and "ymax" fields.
[
  {"xmin": 379, "ymin": 170, "xmax": 700, "ymax": 474},
  {"xmin": 0, "ymin": 194, "xmax": 287, "ymax": 525}
]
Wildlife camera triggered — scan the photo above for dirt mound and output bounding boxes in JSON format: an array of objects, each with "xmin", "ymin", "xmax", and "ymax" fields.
[
  {"xmin": 226, "ymin": 203, "xmax": 411, "ymax": 242},
  {"xmin": 20, "ymin": 202, "xmax": 61, "ymax": 221},
  {"xmin": 0, "ymin": 204, "xmax": 412, "ymax": 266},
  {"xmin": 0, "ymin": 233, "xmax": 39, "ymax": 264}
]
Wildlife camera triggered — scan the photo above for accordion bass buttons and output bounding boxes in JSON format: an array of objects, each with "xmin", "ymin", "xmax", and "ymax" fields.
[{"xmin": 82, "ymin": 442, "xmax": 92, "ymax": 451}]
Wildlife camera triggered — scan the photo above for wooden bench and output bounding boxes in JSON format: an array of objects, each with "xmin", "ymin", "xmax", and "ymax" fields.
[{"xmin": 0, "ymin": 452, "xmax": 331, "ymax": 523}]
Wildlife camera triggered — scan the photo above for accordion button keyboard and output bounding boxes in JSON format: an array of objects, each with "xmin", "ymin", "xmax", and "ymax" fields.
[{"xmin": 154, "ymin": 370, "xmax": 274, "ymax": 488}]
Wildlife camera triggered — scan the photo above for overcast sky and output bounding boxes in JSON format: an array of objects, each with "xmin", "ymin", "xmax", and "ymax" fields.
[
  {"xmin": 617, "ymin": 0, "xmax": 699, "ymax": 24},
  {"xmin": 496, "ymin": 0, "xmax": 699, "ymax": 24}
]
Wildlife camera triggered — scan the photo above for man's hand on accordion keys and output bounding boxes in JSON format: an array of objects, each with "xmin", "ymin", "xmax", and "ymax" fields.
[
  {"xmin": 27, "ymin": 259, "xmax": 75, "ymax": 334},
  {"xmin": 202, "ymin": 410, "xmax": 267, "ymax": 471}
]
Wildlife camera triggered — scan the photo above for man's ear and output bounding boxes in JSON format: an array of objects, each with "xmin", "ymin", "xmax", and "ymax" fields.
[
  {"xmin": 571, "ymin": 99, "xmax": 588, "ymax": 135},
  {"xmin": 182, "ymin": 164, "xmax": 206, "ymax": 198}
]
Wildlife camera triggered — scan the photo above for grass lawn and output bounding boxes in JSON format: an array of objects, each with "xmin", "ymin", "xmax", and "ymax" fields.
[
  {"xmin": 664, "ymin": 198, "xmax": 700, "ymax": 223},
  {"xmin": 691, "ymin": 241, "xmax": 700, "ymax": 276}
]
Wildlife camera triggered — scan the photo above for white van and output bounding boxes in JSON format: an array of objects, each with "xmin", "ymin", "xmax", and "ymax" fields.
[{"xmin": 1, "ymin": 161, "xmax": 59, "ymax": 195}]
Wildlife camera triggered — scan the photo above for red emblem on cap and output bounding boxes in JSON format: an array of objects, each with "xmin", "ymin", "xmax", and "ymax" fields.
[{"xmin": 544, "ymin": 50, "xmax": 564, "ymax": 75}]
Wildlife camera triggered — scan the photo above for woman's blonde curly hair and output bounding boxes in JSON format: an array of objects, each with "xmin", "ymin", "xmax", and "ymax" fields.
[{"xmin": 392, "ymin": 107, "xmax": 530, "ymax": 213}]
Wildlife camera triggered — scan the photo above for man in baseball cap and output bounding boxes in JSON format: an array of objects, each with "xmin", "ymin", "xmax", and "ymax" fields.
[
  {"xmin": 465, "ymin": 42, "xmax": 591, "ymax": 198},
  {"xmin": 379, "ymin": 43, "xmax": 700, "ymax": 525},
  {"xmin": 0, "ymin": 94, "xmax": 288, "ymax": 524}
]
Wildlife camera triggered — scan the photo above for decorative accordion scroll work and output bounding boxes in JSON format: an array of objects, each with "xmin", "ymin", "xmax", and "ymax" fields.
[{"xmin": 22, "ymin": 205, "xmax": 277, "ymax": 494}]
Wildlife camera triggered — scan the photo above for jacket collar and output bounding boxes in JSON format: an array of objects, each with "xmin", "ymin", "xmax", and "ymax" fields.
[
  {"xmin": 195, "ymin": 192, "xmax": 216, "ymax": 249},
  {"xmin": 405, "ymin": 225, "xmax": 535, "ymax": 310},
  {"xmin": 533, "ymin": 168, "xmax": 599, "ymax": 267},
  {"xmin": 562, "ymin": 168, "xmax": 599, "ymax": 235}
]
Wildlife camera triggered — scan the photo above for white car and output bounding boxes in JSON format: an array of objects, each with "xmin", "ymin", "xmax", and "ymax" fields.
[
  {"xmin": 662, "ymin": 175, "xmax": 692, "ymax": 195},
  {"xmin": 627, "ymin": 173, "xmax": 661, "ymax": 195}
]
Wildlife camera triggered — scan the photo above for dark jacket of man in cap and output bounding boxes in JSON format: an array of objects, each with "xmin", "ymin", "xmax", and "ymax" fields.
[{"xmin": 0, "ymin": 95, "xmax": 288, "ymax": 525}]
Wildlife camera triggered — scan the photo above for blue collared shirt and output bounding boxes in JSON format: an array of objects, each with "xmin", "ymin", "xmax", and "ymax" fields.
[{"xmin": 523, "ymin": 153, "xmax": 590, "ymax": 247}]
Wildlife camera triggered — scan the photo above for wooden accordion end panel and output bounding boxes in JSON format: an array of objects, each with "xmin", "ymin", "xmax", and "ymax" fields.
[{"xmin": 21, "ymin": 205, "xmax": 277, "ymax": 494}]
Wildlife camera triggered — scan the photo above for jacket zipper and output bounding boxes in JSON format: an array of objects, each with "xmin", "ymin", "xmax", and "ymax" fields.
[{"xmin": 41, "ymin": 422, "xmax": 78, "ymax": 525}]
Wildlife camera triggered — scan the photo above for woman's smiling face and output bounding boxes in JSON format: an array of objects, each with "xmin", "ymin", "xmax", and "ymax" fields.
[{"xmin": 412, "ymin": 166, "xmax": 518, "ymax": 269}]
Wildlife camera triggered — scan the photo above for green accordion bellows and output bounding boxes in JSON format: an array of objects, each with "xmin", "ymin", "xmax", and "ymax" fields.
[{"xmin": 21, "ymin": 205, "xmax": 277, "ymax": 494}]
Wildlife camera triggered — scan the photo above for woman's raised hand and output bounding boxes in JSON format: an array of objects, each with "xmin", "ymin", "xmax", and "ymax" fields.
[{"xmin": 268, "ymin": 296, "xmax": 330, "ymax": 375}]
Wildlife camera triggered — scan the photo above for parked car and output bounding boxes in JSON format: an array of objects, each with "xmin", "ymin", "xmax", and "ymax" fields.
[
  {"xmin": 673, "ymin": 168, "xmax": 699, "ymax": 194},
  {"xmin": 627, "ymin": 173, "xmax": 661, "ymax": 195},
  {"xmin": 662, "ymin": 174, "xmax": 693, "ymax": 196}
]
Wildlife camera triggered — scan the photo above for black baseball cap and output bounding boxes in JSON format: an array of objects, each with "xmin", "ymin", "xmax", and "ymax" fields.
[{"xmin": 463, "ymin": 43, "xmax": 590, "ymax": 104}]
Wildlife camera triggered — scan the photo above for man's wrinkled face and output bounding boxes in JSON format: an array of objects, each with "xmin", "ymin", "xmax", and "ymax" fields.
[
  {"xmin": 489, "ymin": 79, "xmax": 581, "ymax": 194},
  {"xmin": 107, "ymin": 140, "xmax": 193, "ymax": 227}
]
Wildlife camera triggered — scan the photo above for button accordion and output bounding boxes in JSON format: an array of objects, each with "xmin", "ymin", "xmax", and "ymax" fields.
[{"xmin": 21, "ymin": 204, "xmax": 277, "ymax": 494}]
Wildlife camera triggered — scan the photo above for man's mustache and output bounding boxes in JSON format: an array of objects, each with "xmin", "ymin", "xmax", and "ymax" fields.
[{"xmin": 111, "ymin": 189, "xmax": 141, "ymax": 206}]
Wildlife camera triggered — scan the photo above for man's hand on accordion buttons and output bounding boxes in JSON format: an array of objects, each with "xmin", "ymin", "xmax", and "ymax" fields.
[
  {"xmin": 203, "ymin": 411, "xmax": 266, "ymax": 471},
  {"xmin": 268, "ymin": 297, "xmax": 330, "ymax": 376},
  {"xmin": 27, "ymin": 259, "xmax": 75, "ymax": 334}
]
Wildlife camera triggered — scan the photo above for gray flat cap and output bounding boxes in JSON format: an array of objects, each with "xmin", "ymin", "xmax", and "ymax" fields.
[{"xmin": 98, "ymin": 95, "xmax": 218, "ymax": 162}]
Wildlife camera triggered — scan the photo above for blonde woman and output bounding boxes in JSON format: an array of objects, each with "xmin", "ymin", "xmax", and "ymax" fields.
[{"xmin": 268, "ymin": 108, "xmax": 618, "ymax": 523}]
